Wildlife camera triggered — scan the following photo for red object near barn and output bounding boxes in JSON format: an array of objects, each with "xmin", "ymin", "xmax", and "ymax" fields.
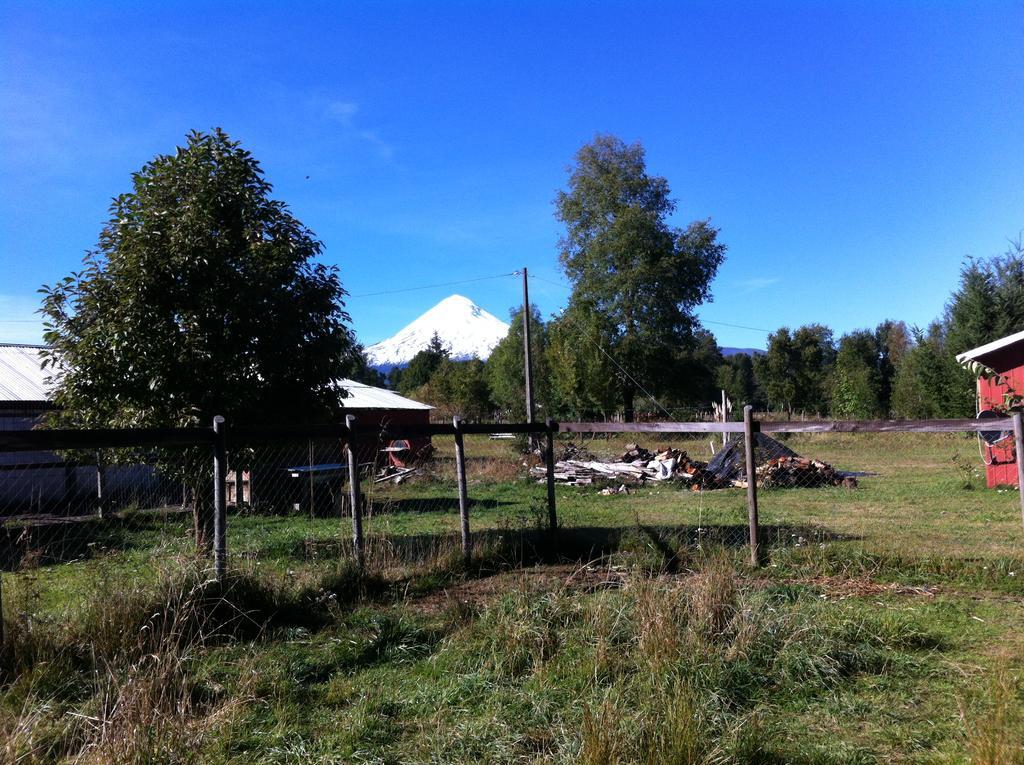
[
  {"xmin": 334, "ymin": 379, "xmax": 434, "ymax": 468},
  {"xmin": 956, "ymin": 330, "xmax": 1024, "ymax": 488}
]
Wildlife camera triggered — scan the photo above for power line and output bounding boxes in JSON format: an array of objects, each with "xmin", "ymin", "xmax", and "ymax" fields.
[
  {"xmin": 348, "ymin": 271, "xmax": 517, "ymax": 299},
  {"xmin": 553, "ymin": 307, "xmax": 676, "ymax": 421},
  {"xmin": 700, "ymin": 319, "xmax": 773, "ymax": 334},
  {"xmin": 528, "ymin": 273, "xmax": 773, "ymax": 333}
]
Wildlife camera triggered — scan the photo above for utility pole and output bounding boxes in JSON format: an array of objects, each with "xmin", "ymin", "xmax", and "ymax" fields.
[{"xmin": 522, "ymin": 267, "xmax": 535, "ymax": 424}]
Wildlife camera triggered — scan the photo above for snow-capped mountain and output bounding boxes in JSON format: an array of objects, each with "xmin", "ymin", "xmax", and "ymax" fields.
[{"xmin": 364, "ymin": 294, "xmax": 510, "ymax": 370}]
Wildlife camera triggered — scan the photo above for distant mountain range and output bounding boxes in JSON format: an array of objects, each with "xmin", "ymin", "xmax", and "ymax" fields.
[
  {"xmin": 720, "ymin": 347, "xmax": 765, "ymax": 357},
  {"xmin": 365, "ymin": 295, "xmax": 510, "ymax": 371}
]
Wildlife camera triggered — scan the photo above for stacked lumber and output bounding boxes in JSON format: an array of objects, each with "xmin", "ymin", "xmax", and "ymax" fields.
[
  {"xmin": 531, "ymin": 459, "xmax": 649, "ymax": 486},
  {"xmin": 531, "ymin": 446, "xmax": 711, "ymax": 487},
  {"xmin": 533, "ymin": 440, "xmax": 855, "ymax": 492}
]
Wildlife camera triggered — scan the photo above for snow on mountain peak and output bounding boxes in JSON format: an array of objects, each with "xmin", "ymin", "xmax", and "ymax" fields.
[{"xmin": 364, "ymin": 295, "xmax": 511, "ymax": 370}]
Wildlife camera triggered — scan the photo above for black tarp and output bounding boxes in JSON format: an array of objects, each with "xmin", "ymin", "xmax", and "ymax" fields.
[{"xmin": 705, "ymin": 433, "xmax": 801, "ymax": 482}]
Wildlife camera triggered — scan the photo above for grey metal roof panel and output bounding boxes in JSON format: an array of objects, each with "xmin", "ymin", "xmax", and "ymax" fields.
[
  {"xmin": 0, "ymin": 344, "xmax": 52, "ymax": 402},
  {"xmin": 335, "ymin": 379, "xmax": 433, "ymax": 410}
]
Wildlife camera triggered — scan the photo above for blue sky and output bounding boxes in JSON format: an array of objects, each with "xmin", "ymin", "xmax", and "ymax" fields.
[{"xmin": 2, "ymin": 1, "xmax": 1022, "ymax": 350}]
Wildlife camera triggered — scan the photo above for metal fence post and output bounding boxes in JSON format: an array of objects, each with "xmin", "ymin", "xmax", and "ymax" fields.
[
  {"xmin": 346, "ymin": 415, "xmax": 365, "ymax": 569},
  {"xmin": 212, "ymin": 415, "xmax": 227, "ymax": 582},
  {"xmin": 453, "ymin": 416, "xmax": 471, "ymax": 565},
  {"xmin": 1013, "ymin": 412, "xmax": 1024, "ymax": 530},
  {"xmin": 545, "ymin": 419, "xmax": 558, "ymax": 531},
  {"xmin": 743, "ymin": 405, "xmax": 761, "ymax": 567}
]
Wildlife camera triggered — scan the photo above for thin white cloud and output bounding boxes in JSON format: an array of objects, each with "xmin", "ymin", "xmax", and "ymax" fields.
[
  {"xmin": 323, "ymin": 100, "xmax": 395, "ymax": 161},
  {"xmin": 737, "ymin": 277, "xmax": 780, "ymax": 293}
]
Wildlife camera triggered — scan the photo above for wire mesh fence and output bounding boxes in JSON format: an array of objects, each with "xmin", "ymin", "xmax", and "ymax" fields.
[
  {"xmin": 2, "ymin": 415, "xmax": 1023, "ymax": 646},
  {"xmin": 0, "ymin": 445, "xmax": 203, "ymax": 572}
]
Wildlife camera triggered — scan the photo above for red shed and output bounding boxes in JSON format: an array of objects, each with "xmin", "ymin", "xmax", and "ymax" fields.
[
  {"xmin": 956, "ymin": 330, "xmax": 1024, "ymax": 488},
  {"xmin": 228, "ymin": 379, "xmax": 433, "ymax": 507},
  {"xmin": 335, "ymin": 379, "xmax": 433, "ymax": 468}
]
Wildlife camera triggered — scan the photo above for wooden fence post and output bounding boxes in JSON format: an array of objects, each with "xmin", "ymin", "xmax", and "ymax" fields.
[
  {"xmin": 1013, "ymin": 412, "xmax": 1024, "ymax": 530},
  {"xmin": 743, "ymin": 405, "xmax": 761, "ymax": 567},
  {"xmin": 346, "ymin": 415, "xmax": 365, "ymax": 570},
  {"xmin": 95, "ymin": 451, "xmax": 106, "ymax": 520},
  {"xmin": 545, "ymin": 419, "xmax": 558, "ymax": 531},
  {"xmin": 453, "ymin": 417, "xmax": 471, "ymax": 566},
  {"xmin": 212, "ymin": 416, "xmax": 227, "ymax": 582}
]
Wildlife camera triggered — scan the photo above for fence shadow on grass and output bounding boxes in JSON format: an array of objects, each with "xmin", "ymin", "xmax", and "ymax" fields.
[
  {"xmin": 365, "ymin": 497, "xmax": 516, "ymax": 514},
  {"xmin": 0, "ymin": 509, "xmax": 190, "ymax": 570}
]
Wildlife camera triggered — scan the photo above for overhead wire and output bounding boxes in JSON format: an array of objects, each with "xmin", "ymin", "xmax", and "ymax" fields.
[
  {"xmin": 528, "ymin": 273, "xmax": 772, "ymax": 334},
  {"xmin": 526, "ymin": 273, "xmax": 675, "ymax": 418},
  {"xmin": 348, "ymin": 271, "xmax": 518, "ymax": 299}
]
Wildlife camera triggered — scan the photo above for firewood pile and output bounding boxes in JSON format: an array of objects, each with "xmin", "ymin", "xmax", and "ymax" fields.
[
  {"xmin": 754, "ymin": 456, "xmax": 856, "ymax": 489},
  {"xmin": 534, "ymin": 437, "xmax": 855, "ymax": 491}
]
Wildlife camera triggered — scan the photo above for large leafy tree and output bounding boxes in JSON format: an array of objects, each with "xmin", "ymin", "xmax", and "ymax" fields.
[
  {"xmin": 754, "ymin": 325, "xmax": 835, "ymax": 416},
  {"xmin": 41, "ymin": 129, "xmax": 357, "ymax": 429},
  {"xmin": 554, "ymin": 135, "xmax": 726, "ymax": 420}
]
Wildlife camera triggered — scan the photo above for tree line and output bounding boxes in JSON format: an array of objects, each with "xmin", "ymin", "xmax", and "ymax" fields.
[
  {"xmin": 39, "ymin": 128, "xmax": 1023, "ymax": 434},
  {"xmin": 380, "ymin": 233, "xmax": 1023, "ymax": 422},
  {"xmin": 379, "ymin": 136, "xmax": 1023, "ymax": 422}
]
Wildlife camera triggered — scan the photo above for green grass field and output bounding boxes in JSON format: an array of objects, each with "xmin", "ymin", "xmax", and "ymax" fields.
[{"xmin": 3, "ymin": 432, "xmax": 1024, "ymax": 763}]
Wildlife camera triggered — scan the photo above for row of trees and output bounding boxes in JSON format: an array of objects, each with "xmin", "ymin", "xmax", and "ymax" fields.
[
  {"xmin": 38, "ymin": 127, "xmax": 1023, "ymax": 433},
  {"xmin": 382, "ymin": 135, "xmax": 1021, "ymax": 422},
  {"xmin": 744, "ymin": 239, "xmax": 1023, "ymax": 419},
  {"xmin": 387, "ymin": 235, "xmax": 1024, "ymax": 421}
]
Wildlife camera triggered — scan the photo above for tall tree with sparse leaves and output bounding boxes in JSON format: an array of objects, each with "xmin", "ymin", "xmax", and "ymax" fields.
[{"xmin": 554, "ymin": 135, "xmax": 726, "ymax": 420}]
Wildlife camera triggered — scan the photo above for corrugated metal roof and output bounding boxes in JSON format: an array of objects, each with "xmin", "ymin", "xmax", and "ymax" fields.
[
  {"xmin": 336, "ymin": 379, "xmax": 433, "ymax": 410},
  {"xmin": 0, "ymin": 344, "xmax": 52, "ymax": 403},
  {"xmin": 0, "ymin": 347, "xmax": 430, "ymax": 411},
  {"xmin": 956, "ymin": 329, "xmax": 1024, "ymax": 375}
]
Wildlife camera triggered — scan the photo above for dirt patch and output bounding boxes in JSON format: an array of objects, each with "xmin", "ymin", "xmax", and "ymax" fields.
[
  {"xmin": 754, "ymin": 574, "xmax": 941, "ymax": 600},
  {"xmin": 407, "ymin": 564, "xmax": 629, "ymax": 615},
  {"xmin": 404, "ymin": 565, "xmax": 946, "ymax": 616}
]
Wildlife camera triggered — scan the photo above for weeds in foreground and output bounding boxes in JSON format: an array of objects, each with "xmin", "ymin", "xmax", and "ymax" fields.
[
  {"xmin": 964, "ymin": 668, "xmax": 1024, "ymax": 765},
  {"xmin": 2, "ymin": 532, "xmax": 1023, "ymax": 763}
]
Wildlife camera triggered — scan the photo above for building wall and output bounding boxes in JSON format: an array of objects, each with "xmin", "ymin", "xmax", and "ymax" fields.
[{"xmin": 978, "ymin": 368, "xmax": 1023, "ymax": 488}]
